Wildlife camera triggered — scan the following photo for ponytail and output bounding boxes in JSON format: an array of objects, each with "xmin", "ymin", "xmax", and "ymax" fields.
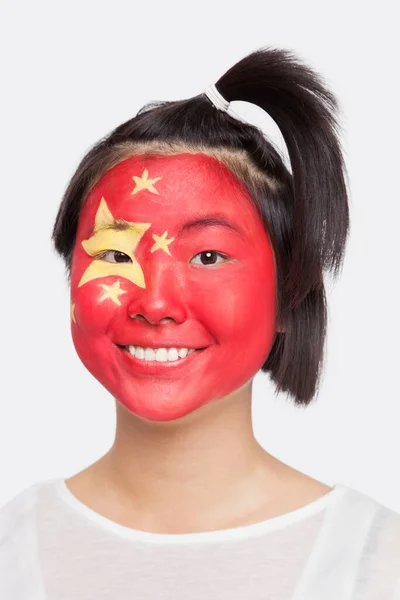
[{"xmin": 215, "ymin": 47, "xmax": 349, "ymax": 310}]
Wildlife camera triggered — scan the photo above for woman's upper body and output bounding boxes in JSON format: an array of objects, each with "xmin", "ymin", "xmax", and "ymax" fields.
[
  {"xmin": 4, "ymin": 47, "xmax": 392, "ymax": 600},
  {"xmin": 1, "ymin": 476, "xmax": 400, "ymax": 599}
]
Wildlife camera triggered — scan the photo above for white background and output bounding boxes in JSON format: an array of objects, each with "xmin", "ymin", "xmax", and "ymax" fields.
[{"xmin": 0, "ymin": 1, "xmax": 399, "ymax": 510}]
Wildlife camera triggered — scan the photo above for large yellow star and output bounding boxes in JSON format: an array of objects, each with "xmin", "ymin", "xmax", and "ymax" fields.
[
  {"xmin": 98, "ymin": 281, "xmax": 127, "ymax": 306},
  {"xmin": 78, "ymin": 197, "xmax": 151, "ymax": 288},
  {"xmin": 151, "ymin": 231, "xmax": 175, "ymax": 256},
  {"xmin": 131, "ymin": 168, "xmax": 162, "ymax": 195}
]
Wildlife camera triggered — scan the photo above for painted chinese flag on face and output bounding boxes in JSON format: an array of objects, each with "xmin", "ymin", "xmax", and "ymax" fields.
[{"xmin": 70, "ymin": 153, "xmax": 277, "ymax": 421}]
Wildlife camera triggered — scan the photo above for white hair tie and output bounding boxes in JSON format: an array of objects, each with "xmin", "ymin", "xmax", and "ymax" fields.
[
  {"xmin": 204, "ymin": 84, "xmax": 230, "ymax": 111},
  {"xmin": 204, "ymin": 83, "xmax": 247, "ymax": 124},
  {"xmin": 204, "ymin": 83, "xmax": 291, "ymax": 172}
]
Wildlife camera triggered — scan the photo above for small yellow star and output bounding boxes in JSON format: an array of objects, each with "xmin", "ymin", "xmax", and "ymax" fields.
[
  {"xmin": 71, "ymin": 302, "xmax": 76, "ymax": 323},
  {"xmin": 151, "ymin": 231, "xmax": 175, "ymax": 255},
  {"xmin": 131, "ymin": 168, "xmax": 162, "ymax": 195},
  {"xmin": 98, "ymin": 281, "xmax": 127, "ymax": 306}
]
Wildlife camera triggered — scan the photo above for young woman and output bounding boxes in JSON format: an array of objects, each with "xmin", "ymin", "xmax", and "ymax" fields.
[{"xmin": 1, "ymin": 47, "xmax": 399, "ymax": 599}]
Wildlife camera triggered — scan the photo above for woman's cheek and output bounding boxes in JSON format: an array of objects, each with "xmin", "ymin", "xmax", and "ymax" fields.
[
  {"xmin": 71, "ymin": 278, "xmax": 127, "ymax": 335},
  {"xmin": 204, "ymin": 262, "xmax": 275, "ymax": 344}
]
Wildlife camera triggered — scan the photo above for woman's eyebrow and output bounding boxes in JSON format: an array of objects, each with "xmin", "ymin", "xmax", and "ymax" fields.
[
  {"xmin": 92, "ymin": 219, "xmax": 133, "ymax": 235},
  {"xmin": 90, "ymin": 215, "xmax": 246, "ymax": 238},
  {"xmin": 178, "ymin": 215, "xmax": 246, "ymax": 238}
]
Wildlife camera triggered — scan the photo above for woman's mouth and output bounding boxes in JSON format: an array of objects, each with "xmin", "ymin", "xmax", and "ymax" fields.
[
  {"xmin": 120, "ymin": 344, "xmax": 203, "ymax": 361},
  {"xmin": 115, "ymin": 344, "xmax": 208, "ymax": 369}
]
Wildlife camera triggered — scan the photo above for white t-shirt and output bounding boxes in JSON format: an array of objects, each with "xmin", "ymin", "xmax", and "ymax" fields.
[{"xmin": 1, "ymin": 478, "xmax": 400, "ymax": 599}]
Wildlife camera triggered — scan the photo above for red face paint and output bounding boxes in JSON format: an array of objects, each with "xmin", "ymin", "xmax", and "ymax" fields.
[{"xmin": 70, "ymin": 154, "xmax": 277, "ymax": 421}]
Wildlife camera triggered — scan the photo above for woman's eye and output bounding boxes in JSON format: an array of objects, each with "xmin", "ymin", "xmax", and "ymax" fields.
[
  {"xmin": 190, "ymin": 251, "xmax": 229, "ymax": 266},
  {"xmin": 97, "ymin": 250, "xmax": 132, "ymax": 263},
  {"xmin": 95, "ymin": 250, "xmax": 228, "ymax": 266}
]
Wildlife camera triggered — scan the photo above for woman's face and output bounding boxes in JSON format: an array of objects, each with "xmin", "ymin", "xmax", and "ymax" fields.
[{"xmin": 70, "ymin": 153, "xmax": 277, "ymax": 421}]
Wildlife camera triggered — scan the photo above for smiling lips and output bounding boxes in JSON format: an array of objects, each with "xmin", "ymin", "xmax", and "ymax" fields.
[
  {"xmin": 122, "ymin": 345, "xmax": 200, "ymax": 363},
  {"xmin": 117, "ymin": 344, "xmax": 208, "ymax": 371},
  {"xmin": 119, "ymin": 343, "xmax": 207, "ymax": 357},
  {"xmin": 118, "ymin": 342, "xmax": 204, "ymax": 350}
]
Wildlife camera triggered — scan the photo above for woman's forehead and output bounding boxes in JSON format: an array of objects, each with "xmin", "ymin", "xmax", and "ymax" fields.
[{"xmin": 82, "ymin": 152, "xmax": 257, "ymax": 224}]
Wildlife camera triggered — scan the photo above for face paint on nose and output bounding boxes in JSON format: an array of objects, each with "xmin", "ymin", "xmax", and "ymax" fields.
[{"xmin": 70, "ymin": 153, "xmax": 277, "ymax": 422}]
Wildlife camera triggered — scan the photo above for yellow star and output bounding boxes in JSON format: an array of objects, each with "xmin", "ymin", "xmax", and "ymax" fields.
[
  {"xmin": 131, "ymin": 168, "xmax": 162, "ymax": 195},
  {"xmin": 78, "ymin": 197, "xmax": 151, "ymax": 288},
  {"xmin": 71, "ymin": 302, "xmax": 76, "ymax": 323},
  {"xmin": 151, "ymin": 231, "xmax": 175, "ymax": 256},
  {"xmin": 98, "ymin": 281, "xmax": 127, "ymax": 306}
]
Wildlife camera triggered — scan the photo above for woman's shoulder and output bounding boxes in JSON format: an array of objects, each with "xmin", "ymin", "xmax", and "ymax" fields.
[
  {"xmin": 0, "ymin": 478, "xmax": 58, "ymax": 547},
  {"xmin": 344, "ymin": 484, "xmax": 400, "ymax": 522},
  {"xmin": 334, "ymin": 485, "xmax": 400, "ymax": 589},
  {"xmin": 291, "ymin": 485, "xmax": 400, "ymax": 597},
  {"xmin": 337, "ymin": 483, "xmax": 400, "ymax": 536}
]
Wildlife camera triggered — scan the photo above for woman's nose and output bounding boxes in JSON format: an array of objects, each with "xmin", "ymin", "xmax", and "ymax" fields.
[{"xmin": 126, "ymin": 260, "xmax": 187, "ymax": 326}]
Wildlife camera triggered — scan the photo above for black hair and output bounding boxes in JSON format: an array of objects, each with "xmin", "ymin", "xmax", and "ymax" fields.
[{"xmin": 52, "ymin": 46, "xmax": 350, "ymax": 407}]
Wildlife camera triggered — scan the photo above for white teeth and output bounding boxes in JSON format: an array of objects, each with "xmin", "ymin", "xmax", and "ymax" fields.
[
  {"xmin": 144, "ymin": 348, "xmax": 155, "ymax": 361},
  {"xmin": 127, "ymin": 346, "xmax": 196, "ymax": 362}
]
